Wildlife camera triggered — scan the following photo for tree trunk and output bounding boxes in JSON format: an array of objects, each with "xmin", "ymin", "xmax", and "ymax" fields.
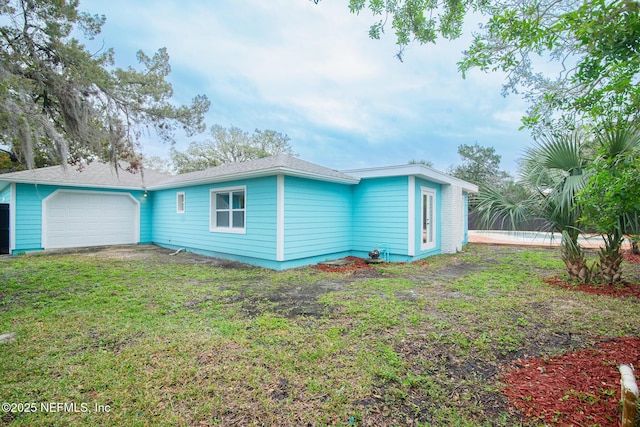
[
  {"xmin": 598, "ymin": 234, "xmax": 624, "ymax": 285},
  {"xmin": 561, "ymin": 240, "xmax": 590, "ymax": 282}
]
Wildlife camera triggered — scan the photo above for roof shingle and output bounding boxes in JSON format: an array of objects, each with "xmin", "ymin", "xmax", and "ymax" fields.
[{"xmin": 0, "ymin": 154, "xmax": 360, "ymax": 189}]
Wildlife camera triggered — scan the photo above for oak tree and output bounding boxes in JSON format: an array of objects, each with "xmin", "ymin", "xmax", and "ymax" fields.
[
  {"xmin": 169, "ymin": 125, "xmax": 295, "ymax": 174},
  {"xmin": 0, "ymin": 0, "xmax": 209, "ymax": 169}
]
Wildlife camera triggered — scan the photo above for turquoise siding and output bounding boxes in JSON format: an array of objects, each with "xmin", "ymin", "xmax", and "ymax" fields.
[
  {"xmin": 413, "ymin": 178, "xmax": 442, "ymax": 258},
  {"xmin": 352, "ymin": 176, "xmax": 409, "ymax": 260},
  {"xmin": 14, "ymin": 183, "xmax": 43, "ymax": 252},
  {"xmin": 12, "ymin": 183, "xmax": 149, "ymax": 253},
  {"xmin": 6, "ymin": 170, "xmax": 468, "ymax": 269},
  {"xmin": 151, "ymin": 176, "xmax": 278, "ymax": 261},
  {"xmin": 139, "ymin": 191, "xmax": 153, "ymax": 243},
  {"xmin": 283, "ymin": 176, "xmax": 352, "ymax": 260}
]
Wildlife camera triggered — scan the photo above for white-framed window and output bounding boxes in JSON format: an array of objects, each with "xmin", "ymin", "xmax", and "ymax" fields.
[
  {"xmin": 421, "ymin": 187, "xmax": 436, "ymax": 250},
  {"xmin": 176, "ymin": 192, "xmax": 185, "ymax": 214},
  {"xmin": 210, "ymin": 187, "xmax": 246, "ymax": 233}
]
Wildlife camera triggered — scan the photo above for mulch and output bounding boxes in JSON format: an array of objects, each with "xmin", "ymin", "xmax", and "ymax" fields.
[
  {"xmin": 311, "ymin": 256, "xmax": 374, "ymax": 273},
  {"xmin": 505, "ymin": 249, "xmax": 640, "ymax": 426},
  {"xmin": 544, "ymin": 277, "xmax": 640, "ymax": 298},
  {"xmin": 543, "ymin": 250, "xmax": 640, "ymax": 298},
  {"xmin": 501, "ymin": 337, "xmax": 640, "ymax": 427},
  {"xmin": 623, "ymin": 249, "xmax": 640, "ymax": 264}
]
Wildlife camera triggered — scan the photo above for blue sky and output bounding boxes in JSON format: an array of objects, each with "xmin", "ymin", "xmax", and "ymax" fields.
[{"xmin": 80, "ymin": 0, "xmax": 531, "ymax": 174}]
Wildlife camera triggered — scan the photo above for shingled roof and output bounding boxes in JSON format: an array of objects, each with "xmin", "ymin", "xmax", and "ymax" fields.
[
  {"xmin": 0, "ymin": 162, "xmax": 171, "ymax": 190},
  {"xmin": 0, "ymin": 155, "xmax": 360, "ymax": 190},
  {"xmin": 151, "ymin": 154, "xmax": 359, "ymax": 189}
]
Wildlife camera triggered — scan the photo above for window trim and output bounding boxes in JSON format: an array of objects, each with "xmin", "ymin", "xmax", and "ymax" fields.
[
  {"xmin": 210, "ymin": 186, "xmax": 247, "ymax": 234},
  {"xmin": 176, "ymin": 192, "xmax": 185, "ymax": 214}
]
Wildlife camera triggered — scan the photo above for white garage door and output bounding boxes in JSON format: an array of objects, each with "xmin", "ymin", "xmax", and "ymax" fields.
[{"xmin": 43, "ymin": 191, "xmax": 139, "ymax": 249}]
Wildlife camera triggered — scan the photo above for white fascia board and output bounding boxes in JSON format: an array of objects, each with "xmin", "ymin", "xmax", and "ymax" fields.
[
  {"xmin": 343, "ymin": 164, "xmax": 478, "ymax": 193},
  {"xmin": 148, "ymin": 167, "xmax": 359, "ymax": 190}
]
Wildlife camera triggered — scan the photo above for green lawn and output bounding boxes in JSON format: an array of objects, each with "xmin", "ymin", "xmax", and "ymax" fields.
[{"xmin": 1, "ymin": 244, "xmax": 638, "ymax": 426}]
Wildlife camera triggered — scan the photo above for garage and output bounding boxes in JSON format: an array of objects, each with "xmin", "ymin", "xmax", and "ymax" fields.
[{"xmin": 43, "ymin": 190, "xmax": 140, "ymax": 249}]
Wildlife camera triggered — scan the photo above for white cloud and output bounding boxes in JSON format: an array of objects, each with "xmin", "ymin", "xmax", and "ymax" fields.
[{"xmin": 81, "ymin": 0, "xmax": 531, "ymax": 173}]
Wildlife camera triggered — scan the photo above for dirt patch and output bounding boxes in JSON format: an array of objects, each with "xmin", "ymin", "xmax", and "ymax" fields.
[
  {"xmin": 502, "ymin": 336, "xmax": 640, "ymax": 426},
  {"xmin": 30, "ymin": 244, "xmax": 258, "ymax": 269},
  {"xmin": 312, "ymin": 256, "xmax": 374, "ymax": 273},
  {"xmin": 222, "ymin": 281, "xmax": 348, "ymax": 318},
  {"xmin": 422, "ymin": 261, "xmax": 489, "ymax": 284}
]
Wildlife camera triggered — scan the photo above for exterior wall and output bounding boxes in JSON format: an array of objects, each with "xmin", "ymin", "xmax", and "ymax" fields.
[
  {"xmin": 151, "ymin": 176, "xmax": 279, "ymax": 265},
  {"xmin": 463, "ymin": 192, "xmax": 469, "ymax": 244},
  {"xmin": 11, "ymin": 183, "xmax": 150, "ymax": 253},
  {"xmin": 440, "ymin": 184, "xmax": 465, "ymax": 253},
  {"xmin": 283, "ymin": 176, "xmax": 353, "ymax": 261},
  {"xmin": 412, "ymin": 178, "xmax": 442, "ymax": 259},
  {"xmin": 5, "ymin": 171, "xmax": 473, "ymax": 268},
  {"xmin": 352, "ymin": 176, "xmax": 410, "ymax": 260}
]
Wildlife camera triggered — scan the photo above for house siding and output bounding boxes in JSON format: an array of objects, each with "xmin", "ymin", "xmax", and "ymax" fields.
[
  {"xmin": 1, "ymin": 157, "xmax": 476, "ymax": 269},
  {"xmin": 352, "ymin": 176, "xmax": 409, "ymax": 260},
  {"xmin": 283, "ymin": 176, "xmax": 352, "ymax": 261},
  {"xmin": 151, "ymin": 176, "xmax": 278, "ymax": 262},
  {"xmin": 11, "ymin": 184, "xmax": 149, "ymax": 253}
]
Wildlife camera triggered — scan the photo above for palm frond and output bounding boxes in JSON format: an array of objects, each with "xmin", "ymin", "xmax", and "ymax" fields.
[
  {"xmin": 596, "ymin": 123, "xmax": 640, "ymax": 159},
  {"xmin": 474, "ymin": 187, "xmax": 533, "ymax": 230}
]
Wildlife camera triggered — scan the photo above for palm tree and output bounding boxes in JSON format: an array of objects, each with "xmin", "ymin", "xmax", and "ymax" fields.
[{"xmin": 475, "ymin": 130, "xmax": 592, "ymax": 282}]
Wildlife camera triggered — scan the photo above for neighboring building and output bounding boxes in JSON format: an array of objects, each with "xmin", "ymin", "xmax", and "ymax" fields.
[{"xmin": 0, "ymin": 155, "xmax": 477, "ymax": 269}]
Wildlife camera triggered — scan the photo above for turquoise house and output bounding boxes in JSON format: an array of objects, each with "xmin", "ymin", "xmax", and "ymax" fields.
[{"xmin": 0, "ymin": 155, "xmax": 477, "ymax": 269}]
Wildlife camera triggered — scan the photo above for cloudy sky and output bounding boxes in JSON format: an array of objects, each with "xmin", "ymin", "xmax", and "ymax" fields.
[{"xmin": 80, "ymin": 0, "xmax": 531, "ymax": 174}]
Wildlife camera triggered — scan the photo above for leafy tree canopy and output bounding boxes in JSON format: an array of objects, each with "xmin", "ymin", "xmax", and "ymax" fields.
[
  {"xmin": 448, "ymin": 142, "xmax": 509, "ymax": 188},
  {"xmin": 168, "ymin": 125, "xmax": 295, "ymax": 174},
  {"xmin": 336, "ymin": 0, "xmax": 640, "ymax": 132},
  {"xmin": 577, "ymin": 124, "xmax": 640, "ymax": 237},
  {"xmin": 0, "ymin": 0, "xmax": 210, "ymax": 169}
]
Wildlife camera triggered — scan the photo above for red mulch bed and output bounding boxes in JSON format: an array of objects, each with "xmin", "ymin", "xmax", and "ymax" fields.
[
  {"xmin": 623, "ymin": 249, "xmax": 640, "ymax": 264},
  {"xmin": 311, "ymin": 256, "xmax": 373, "ymax": 273},
  {"xmin": 544, "ymin": 276, "xmax": 640, "ymax": 298},
  {"xmin": 502, "ymin": 337, "xmax": 640, "ymax": 426}
]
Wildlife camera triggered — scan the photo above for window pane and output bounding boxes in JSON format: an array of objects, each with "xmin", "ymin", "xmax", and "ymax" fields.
[
  {"xmin": 216, "ymin": 211, "xmax": 229, "ymax": 227},
  {"xmin": 232, "ymin": 211, "xmax": 244, "ymax": 228},
  {"xmin": 428, "ymin": 195, "xmax": 434, "ymax": 242},
  {"xmin": 232, "ymin": 191, "xmax": 245, "ymax": 209},
  {"xmin": 177, "ymin": 194, "xmax": 185, "ymax": 212},
  {"xmin": 422, "ymin": 194, "xmax": 427, "ymax": 244},
  {"xmin": 216, "ymin": 193, "xmax": 229, "ymax": 209}
]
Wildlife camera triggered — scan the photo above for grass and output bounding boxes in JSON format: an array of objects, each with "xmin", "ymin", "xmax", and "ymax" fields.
[{"xmin": 0, "ymin": 244, "xmax": 639, "ymax": 426}]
